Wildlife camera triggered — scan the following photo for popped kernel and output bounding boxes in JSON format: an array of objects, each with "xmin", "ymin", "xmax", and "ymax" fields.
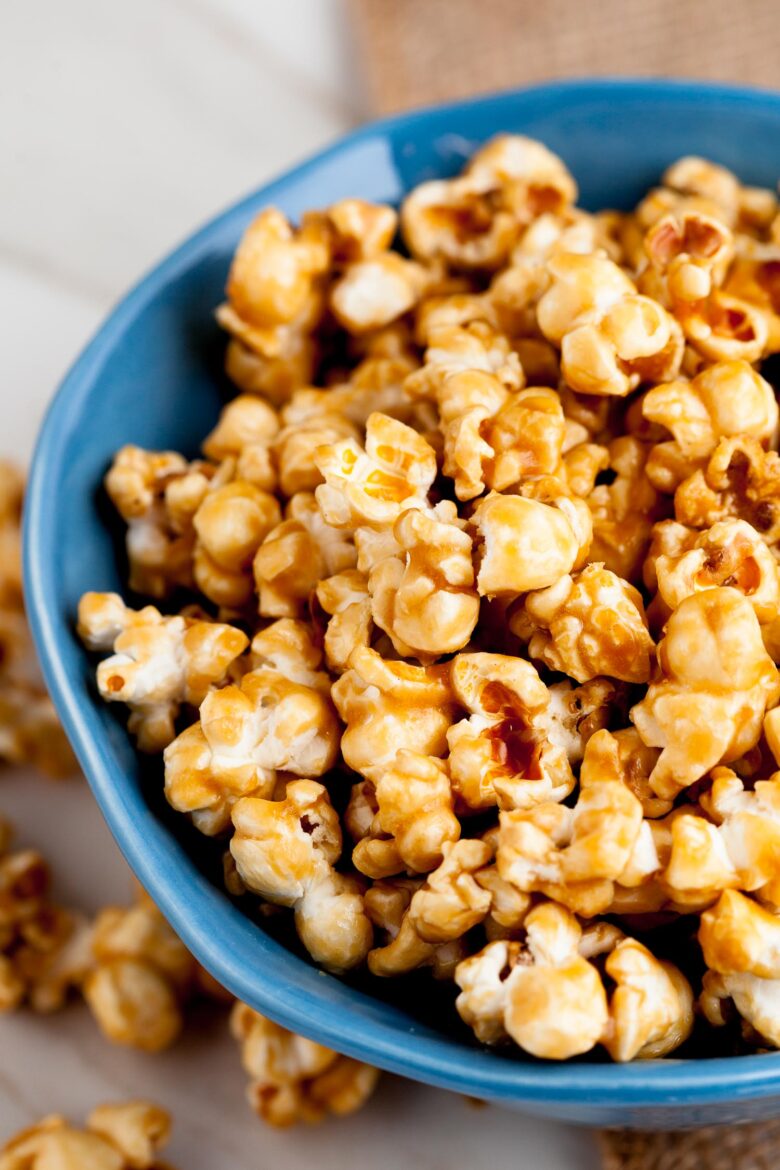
[
  {"xmin": 164, "ymin": 619, "xmax": 339, "ymax": 834},
  {"xmin": 586, "ymin": 436, "xmax": 665, "ymax": 583},
  {"xmin": 368, "ymin": 503, "xmax": 479, "ymax": 659},
  {"xmin": 0, "ymin": 1102, "xmax": 174, "ymax": 1170},
  {"xmin": 193, "ymin": 479, "xmax": 281, "ymax": 608},
  {"xmin": 631, "ymin": 588, "xmax": 780, "ymax": 799},
  {"xmin": 77, "ymin": 592, "xmax": 248, "ymax": 752},
  {"xmin": 230, "ymin": 780, "xmax": 372, "ymax": 971},
  {"xmin": 447, "ymin": 653, "xmax": 575, "ymax": 812},
  {"xmin": 254, "ymin": 491, "xmax": 356, "ymax": 619},
  {"xmin": 471, "ymin": 492, "xmax": 584, "ymax": 596},
  {"xmin": 315, "ymin": 570, "xmax": 372, "ymax": 673},
  {"xmin": 510, "ymin": 563, "xmax": 654, "ymax": 684},
  {"xmin": 331, "ymin": 647, "xmax": 456, "ymax": 781},
  {"xmin": 230, "ymin": 1002, "xmax": 380, "ymax": 1128},
  {"xmin": 202, "ymin": 394, "xmax": 280, "ymax": 491}
]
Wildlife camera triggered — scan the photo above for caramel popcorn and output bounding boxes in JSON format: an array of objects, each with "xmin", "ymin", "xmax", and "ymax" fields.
[
  {"xmin": 631, "ymin": 588, "xmax": 780, "ymax": 798},
  {"xmin": 231, "ymin": 1002, "xmax": 379, "ymax": 1127},
  {"xmin": 447, "ymin": 653, "xmax": 575, "ymax": 812},
  {"xmin": 0, "ymin": 1102, "xmax": 174, "ymax": 1170},
  {"xmin": 511, "ymin": 563, "xmax": 654, "ymax": 683},
  {"xmin": 81, "ymin": 136, "xmax": 780, "ymax": 1064},
  {"xmin": 231, "ymin": 780, "xmax": 372, "ymax": 971},
  {"xmin": 164, "ymin": 619, "xmax": 339, "ymax": 834},
  {"xmin": 77, "ymin": 592, "xmax": 248, "ymax": 752}
]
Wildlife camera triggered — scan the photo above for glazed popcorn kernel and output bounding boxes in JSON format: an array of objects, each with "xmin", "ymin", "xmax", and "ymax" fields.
[
  {"xmin": 0, "ymin": 1102, "xmax": 174, "ymax": 1170},
  {"xmin": 231, "ymin": 1002, "xmax": 380, "ymax": 1127},
  {"xmin": 81, "ymin": 136, "xmax": 780, "ymax": 1063},
  {"xmin": 77, "ymin": 592, "xmax": 248, "ymax": 752}
]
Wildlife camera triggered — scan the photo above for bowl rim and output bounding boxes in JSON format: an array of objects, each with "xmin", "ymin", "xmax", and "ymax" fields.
[{"xmin": 24, "ymin": 77, "xmax": 780, "ymax": 1107}]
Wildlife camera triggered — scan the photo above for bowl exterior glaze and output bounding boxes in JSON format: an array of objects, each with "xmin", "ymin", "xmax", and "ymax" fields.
[{"xmin": 24, "ymin": 80, "xmax": 780, "ymax": 1128}]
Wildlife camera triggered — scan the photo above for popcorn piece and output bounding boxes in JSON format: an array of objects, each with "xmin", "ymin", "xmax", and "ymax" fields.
[
  {"xmin": 315, "ymin": 570, "xmax": 372, "ymax": 673},
  {"xmin": 77, "ymin": 592, "xmax": 248, "ymax": 752},
  {"xmin": 254, "ymin": 491, "xmax": 356, "ymax": 618},
  {"xmin": 367, "ymin": 840, "xmax": 491, "ymax": 976},
  {"xmin": 193, "ymin": 480, "xmax": 281, "ymax": 608},
  {"xmin": 447, "ymin": 653, "xmax": 575, "ymax": 812},
  {"xmin": 455, "ymin": 903, "xmax": 608, "ymax": 1057},
  {"xmin": 631, "ymin": 588, "xmax": 780, "ymax": 799},
  {"xmin": 230, "ymin": 1002, "xmax": 379, "ymax": 1127},
  {"xmin": 310, "ymin": 197, "xmax": 397, "ymax": 262},
  {"xmin": 352, "ymin": 751, "xmax": 460, "ymax": 878},
  {"xmin": 83, "ymin": 892, "xmax": 208, "ymax": 1052},
  {"xmin": 224, "ymin": 332, "xmax": 317, "ymax": 407},
  {"xmin": 537, "ymin": 253, "xmax": 683, "ymax": 397},
  {"xmin": 455, "ymin": 905, "xmax": 691, "ymax": 1060},
  {"xmin": 315, "ymin": 412, "xmax": 437, "ymax": 530},
  {"xmin": 0, "ymin": 823, "xmax": 89, "ymax": 1014},
  {"xmin": 0, "ymin": 1102, "xmax": 174, "ymax": 1170},
  {"xmin": 642, "ymin": 361, "xmax": 778, "ymax": 491},
  {"xmin": 700, "ymin": 891, "xmax": 780, "ymax": 1047},
  {"xmin": 202, "ymin": 394, "xmax": 279, "ymax": 491},
  {"xmin": 331, "ymin": 647, "xmax": 456, "ymax": 781},
  {"xmin": 580, "ymin": 727, "xmax": 668, "ymax": 819},
  {"xmin": 368, "ymin": 503, "xmax": 479, "ymax": 659},
  {"xmin": 675, "ymin": 437, "xmax": 780, "ymax": 561},
  {"xmin": 653, "ymin": 518, "xmax": 780, "ymax": 624},
  {"xmin": 330, "ymin": 254, "xmax": 428, "ymax": 334},
  {"xmin": 511, "ymin": 563, "xmax": 654, "ymax": 684},
  {"xmin": 230, "ymin": 780, "xmax": 372, "ymax": 971},
  {"xmin": 164, "ymin": 620, "xmax": 339, "ymax": 834},
  {"xmin": 496, "ymin": 729, "xmax": 650, "ymax": 916},
  {"xmin": 471, "ymin": 492, "xmax": 584, "ymax": 596},
  {"xmin": 105, "ymin": 445, "xmax": 219, "ymax": 598},
  {"xmin": 402, "ymin": 135, "xmax": 575, "ymax": 271}
]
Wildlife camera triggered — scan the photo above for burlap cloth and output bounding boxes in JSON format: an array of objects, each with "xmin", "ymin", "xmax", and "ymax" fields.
[{"xmin": 348, "ymin": 0, "xmax": 780, "ymax": 1164}]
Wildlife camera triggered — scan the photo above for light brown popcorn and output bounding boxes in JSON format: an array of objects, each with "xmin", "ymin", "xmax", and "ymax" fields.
[
  {"xmin": 307, "ymin": 198, "xmax": 397, "ymax": 263},
  {"xmin": 496, "ymin": 731, "xmax": 651, "ymax": 917},
  {"xmin": 642, "ymin": 210, "xmax": 735, "ymax": 309},
  {"xmin": 367, "ymin": 840, "xmax": 491, "ymax": 976},
  {"xmin": 580, "ymin": 727, "xmax": 668, "ymax": 819},
  {"xmin": 219, "ymin": 207, "xmax": 329, "ymax": 335},
  {"xmin": 544, "ymin": 676, "xmax": 622, "ymax": 766},
  {"xmin": 254, "ymin": 491, "xmax": 356, "ymax": 619},
  {"xmin": 724, "ymin": 241, "xmax": 780, "ymax": 354},
  {"xmin": 315, "ymin": 570, "xmax": 372, "ymax": 673},
  {"xmin": 475, "ymin": 861, "xmax": 532, "ymax": 941},
  {"xmin": 675, "ymin": 436, "xmax": 780, "ymax": 559},
  {"xmin": 363, "ymin": 876, "xmax": 467, "ymax": 979},
  {"xmin": 77, "ymin": 592, "xmax": 248, "ymax": 752},
  {"xmin": 368, "ymin": 503, "xmax": 479, "ymax": 659},
  {"xmin": 352, "ymin": 750, "xmax": 460, "ymax": 878},
  {"xmin": 224, "ymin": 331, "xmax": 318, "ymax": 407},
  {"xmin": 192, "ymin": 479, "xmax": 281, "ymax": 608},
  {"xmin": 631, "ymin": 588, "xmax": 780, "ymax": 799},
  {"xmin": 670, "ymin": 768, "xmax": 780, "ymax": 905},
  {"xmin": 0, "ymin": 1102, "xmax": 174, "ymax": 1170},
  {"xmin": 447, "ymin": 653, "xmax": 575, "ymax": 812},
  {"xmin": 331, "ymin": 646, "xmax": 456, "ymax": 782},
  {"xmin": 661, "ymin": 157, "xmax": 778, "ymax": 236},
  {"xmin": 653, "ymin": 518, "xmax": 780, "ymax": 625},
  {"xmin": 401, "ymin": 134, "xmax": 575, "ymax": 272},
  {"xmin": 330, "ymin": 253, "xmax": 429, "ymax": 335},
  {"xmin": 511, "ymin": 563, "xmax": 654, "ymax": 684},
  {"xmin": 455, "ymin": 903, "xmax": 609, "ymax": 1057},
  {"xmin": 0, "ymin": 825, "xmax": 89, "ymax": 1014},
  {"xmin": 642, "ymin": 360, "xmax": 778, "ymax": 492},
  {"xmin": 202, "ymin": 394, "xmax": 279, "ymax": 491},
  {"xmin": 471, "ymin": 491, "xmax": 584, "ymax": 597},
  {"xmin": 315, "ymin": 412, "xmax": 437, "ymax": 531},
  {"xmin": 230, "ymin": 1001, "xmax": 380, "ymax": 1127},
  {"xmin": 230, "ymin": 780, "xmax": 372, "ymax": 972},
  {"xmin": 105, "ymin": 444, "xmax": 221, "ymax": 598},
  {"xmin": 537, "ymin": 252, "xmax": 683, "ymax": 397},
  {"xmin": 83, "ymin": 892, "xmax": 205, "ymax": 1052},
  {"xmin": 586, "ymin": 436, "xmax": 665, "ymax": 583},
  {"xmin": 407, "ymin": 320, "xmax": 523, "ymax": 408},
  {"xmin": 561, "ymin": 441, "xmax": 610, "ymax": 497},
  {"xmin": 164, "ymin": 619, "xmax": 338, "ymax": 834}
]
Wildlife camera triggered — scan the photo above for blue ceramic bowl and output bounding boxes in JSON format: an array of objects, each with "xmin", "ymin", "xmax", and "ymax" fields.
[{"xmin": 24, "ymin": 80, "xmax": 780, "ymax": 1129}]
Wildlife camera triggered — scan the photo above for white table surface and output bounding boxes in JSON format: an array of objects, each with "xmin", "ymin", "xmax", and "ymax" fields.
[{"xmin": 0, "ymin": 4, "xmax": 599, "ymax": 1165}]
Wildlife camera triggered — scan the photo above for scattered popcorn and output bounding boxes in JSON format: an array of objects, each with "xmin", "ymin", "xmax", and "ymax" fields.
[
  {"xmin": 74, "ymin": 136, "xmax": 780, "ymax": 1064},
  {"xmin": 0, "ymin": 1101, "xmax": 174, "ymax": 1169},
  {"xmin": 230, "ymin": 1002, "xmax": 379, "ymax": 1127}
]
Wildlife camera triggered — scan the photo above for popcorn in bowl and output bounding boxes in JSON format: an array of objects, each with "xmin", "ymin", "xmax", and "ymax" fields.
[{"xmin": 75, "ymin": 135, "xmax": 780, "ymax": 1064}]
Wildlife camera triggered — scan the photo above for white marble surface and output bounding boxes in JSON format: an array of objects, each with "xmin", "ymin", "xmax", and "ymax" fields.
[{"xmin": 0, "ymin": 4, "xmax": 599, "ymax": 1166}]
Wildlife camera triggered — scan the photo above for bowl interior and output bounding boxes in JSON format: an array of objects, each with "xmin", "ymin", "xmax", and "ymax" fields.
[{"xmin": 24, "ymin": 80, "xmax": 780, "ymax": 1121}]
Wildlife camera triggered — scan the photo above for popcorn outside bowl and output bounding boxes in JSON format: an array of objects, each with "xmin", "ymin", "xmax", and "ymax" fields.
[{"xmin": 24, "ymin": 79, "xmax": 780, "ymax": 1129}]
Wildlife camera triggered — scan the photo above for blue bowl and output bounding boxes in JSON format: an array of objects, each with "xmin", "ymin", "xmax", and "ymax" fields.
[{"xmin": 24, "ymin": 79, "xmax": 780, "ymax": 1128}]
